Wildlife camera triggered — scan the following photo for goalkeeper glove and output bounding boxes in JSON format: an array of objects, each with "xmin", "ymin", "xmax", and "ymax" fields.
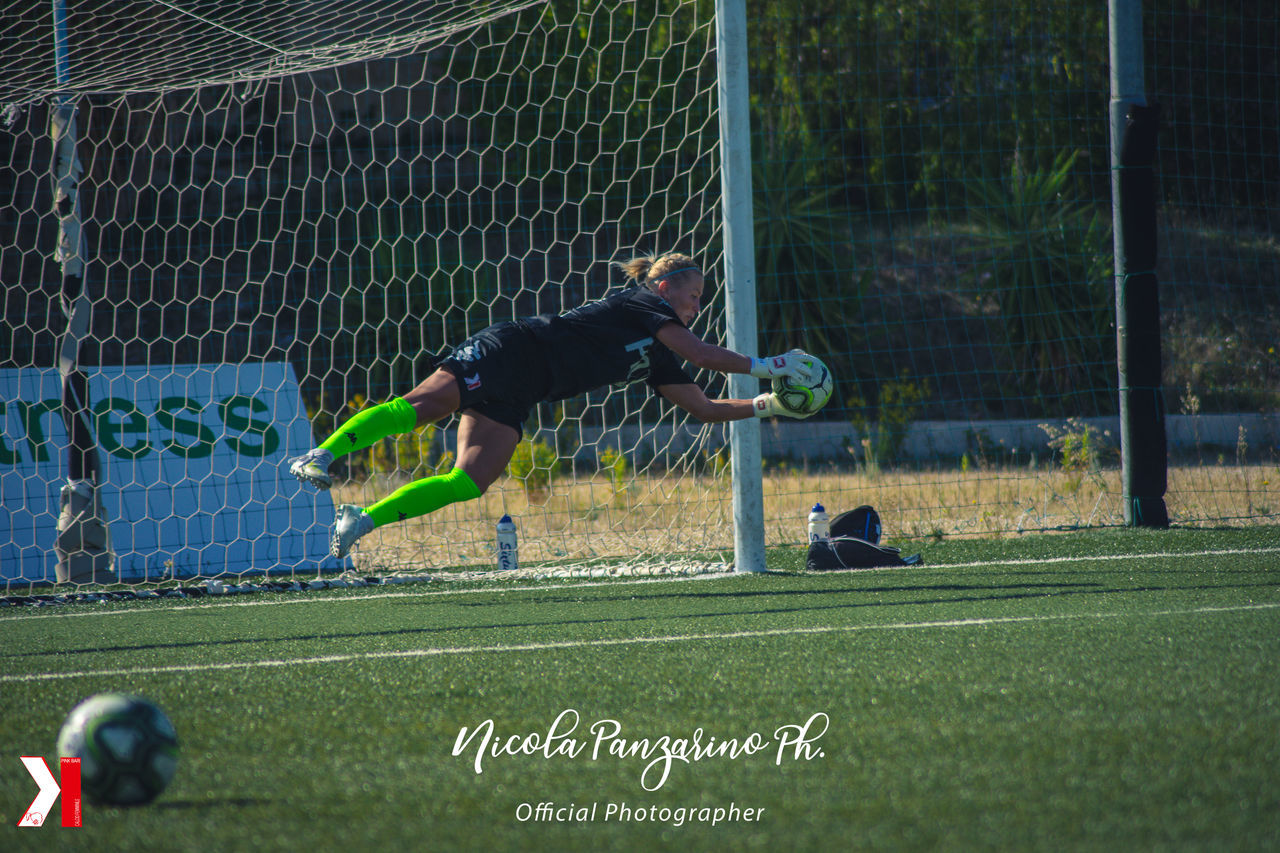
[
  {"xmin": 749, "ymin": 349, "xmax": 819, "ymax": 384},
  {"xmin": 753, "ymin": 392, "xmax": 810, "ymax": 419}
]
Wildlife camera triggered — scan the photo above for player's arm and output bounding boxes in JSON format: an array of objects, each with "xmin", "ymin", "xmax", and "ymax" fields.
[
  {"xmin": 654, "ymin": 322, "xmax": 817, "ymax": 382},
  {"xmin": 654, "ymin": 322, "xmax": 750, "ymax": 373},
  {"xmin": 656, "ymin": 382, "xmax": 753, "ymax": 422},
  {"xmin": 657, "ymin": 382, "xmax": 810, "ymax": 422}
]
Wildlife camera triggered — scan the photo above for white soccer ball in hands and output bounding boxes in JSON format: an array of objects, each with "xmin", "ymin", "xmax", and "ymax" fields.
[
  {"xmin": 770, "ymin": 353, "xmax": 833, "ymax": 416},
  {"xmin": 754, "ymin": 392, "xmax": 807, "ymax": 418},
  {"xmin": 751, "ymin": 350, "xmax": 821, "ymax": 383}
]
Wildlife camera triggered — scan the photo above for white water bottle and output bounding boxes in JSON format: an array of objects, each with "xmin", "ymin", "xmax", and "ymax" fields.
[
  {"xmin": 496, "ymin": 514, "xmax": 518, "ymax": 571},
  {"xmin": 807, "ymin": 503, "xmax": 830, "ymax": 543}
]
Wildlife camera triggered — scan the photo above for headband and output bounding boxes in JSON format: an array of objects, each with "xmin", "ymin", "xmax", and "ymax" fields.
[{"xmin": 654, "ymin": 265, "xmax": 700, "ymax": 281}]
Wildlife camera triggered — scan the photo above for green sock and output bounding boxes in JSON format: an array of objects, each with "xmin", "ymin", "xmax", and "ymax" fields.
[
  {"xmin": 365, "ymin": 468, "xmax": 482, "ymax": 528},
  {"xmin": 319, "ymin": 397, "xmax": 418, "ymax": 459}
]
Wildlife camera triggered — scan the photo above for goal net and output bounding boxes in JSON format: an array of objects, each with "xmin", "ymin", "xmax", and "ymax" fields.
[{"xmin": 1, "ymin": 0, "xmax": 739, "ymax": 586}]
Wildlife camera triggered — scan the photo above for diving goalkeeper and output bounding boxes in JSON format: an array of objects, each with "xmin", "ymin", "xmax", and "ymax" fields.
[{"xmin": 288, "ymin": 253, "xmax": 822, "ymax": 558}]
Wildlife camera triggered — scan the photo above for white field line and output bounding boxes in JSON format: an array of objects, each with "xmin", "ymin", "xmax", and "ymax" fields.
[
  {"xmin": 3, "ymin": 601, "xmax": 1279, "ymax": 684},
  {"xmin": 920, "ymin": 545, "xmax": 1280, "ymax": 571},
  {"xmin": 2, "ymin": 545, "xmax": 1278, "ymax": 622}
]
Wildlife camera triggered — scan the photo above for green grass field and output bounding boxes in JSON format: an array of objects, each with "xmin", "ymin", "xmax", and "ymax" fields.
[{"xmin": 3, "ymin": 526, "xmax": 1279, "ymax": 852}]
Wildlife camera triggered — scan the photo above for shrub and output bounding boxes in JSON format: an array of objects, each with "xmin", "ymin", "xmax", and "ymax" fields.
[
  {"xmin": 847, "ymin": 371, "xmax": 931, "ymax": 469},
  {"xmin": 508, "ymin": 438, "xmax": 559, "ymax": 500}
]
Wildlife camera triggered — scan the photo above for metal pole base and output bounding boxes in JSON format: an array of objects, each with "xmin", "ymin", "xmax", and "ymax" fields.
[{"xmin": 1125, "ymin": 496, "xmax": 1169, "ymax": 528}]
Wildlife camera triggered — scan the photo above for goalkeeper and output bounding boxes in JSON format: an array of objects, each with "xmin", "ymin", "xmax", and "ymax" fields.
[{"xmin": 288, "ymin": 253, "xmax": 822, "ymax": 558}]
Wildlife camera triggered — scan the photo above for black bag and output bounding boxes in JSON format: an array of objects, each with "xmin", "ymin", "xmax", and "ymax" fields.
[
  {"xmin": 806, "ymin": 505, "xmax": 920, "ymax": 569},
  {"xmin": 806, "ymin": 536, "xmax": 922, "ymax": 570},
  {"xmin": 829, "ymin": 505, "xmax": 881, "ymax": 544}
]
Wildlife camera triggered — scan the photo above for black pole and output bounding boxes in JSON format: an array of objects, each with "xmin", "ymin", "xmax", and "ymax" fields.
[{"xmin": 1114, "ymin": 103, "xmax": 1169, "ymax": 528}]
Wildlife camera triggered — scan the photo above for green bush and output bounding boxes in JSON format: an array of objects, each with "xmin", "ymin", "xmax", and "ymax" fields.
[
  {"xmin": 507, "ymin": 438, "xmax": 560, "ymax": 499},
  {"xmin": 598, "ymin": 446, "xmax": 632, "ymax": 506},
  {"xmin": 1039, "ymin": 417, "xmax": 1116, "ymax": 493},
  {"xmin": 847, "ymin": 371, "xmax": 931, "ymax": 469}
]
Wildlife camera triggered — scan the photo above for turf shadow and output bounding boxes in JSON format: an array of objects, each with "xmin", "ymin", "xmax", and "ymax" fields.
[{"xmin": 11, "ymin": 578, "xmax": 1278, "ymax": 660}]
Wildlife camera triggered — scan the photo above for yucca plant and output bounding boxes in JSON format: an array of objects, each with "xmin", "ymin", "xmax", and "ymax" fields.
[
  {"xmin": 961, "ymin": 150, "xmax": 1114, "ymax": 413},
  {"xmin": 753, "ymin": 140, "xmax": 867, "ymax": 375}
]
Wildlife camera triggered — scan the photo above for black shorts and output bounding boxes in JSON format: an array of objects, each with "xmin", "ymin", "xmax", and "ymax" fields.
[{"xmin": 438, "ymin": 321, "xmax": 551, "ymax": 437}]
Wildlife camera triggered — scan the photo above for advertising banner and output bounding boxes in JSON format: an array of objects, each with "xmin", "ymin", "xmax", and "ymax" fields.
[{"xmin": 1, "ymin": 363, "xmax": 341, "ymax": 581}]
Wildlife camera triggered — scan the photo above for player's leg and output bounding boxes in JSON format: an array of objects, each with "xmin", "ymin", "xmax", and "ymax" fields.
[
  {"xmin": 330, "ymin": 410, "xmax": 520, "ymax": 558},
  {"xmin": 288, "ymin": 369, "xmax": 461, "ymax": 490},
  {"xmin": 450, "ymin": 410, "xmax": 524, "ymax": 494}
]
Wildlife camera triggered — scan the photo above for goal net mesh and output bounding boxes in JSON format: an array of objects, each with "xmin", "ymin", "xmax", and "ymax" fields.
[
  {"xmin": 8, "ymin": 2, "xmax": 1273, "ymax": 590},
  {"xmin": 2, "ymin": 0, "xmax": 737, "ymax": 583}
]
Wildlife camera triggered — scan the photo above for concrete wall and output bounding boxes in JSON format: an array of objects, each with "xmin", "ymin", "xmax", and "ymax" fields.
[{"xmin": 524, "ymin": 413, "xmax": 1279, "ymax": 466}]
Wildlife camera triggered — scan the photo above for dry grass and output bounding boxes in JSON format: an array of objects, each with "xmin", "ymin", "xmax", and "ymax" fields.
[{"xmin": 332, "ymin": 463, "xmax": 1279, "ymax": 572}]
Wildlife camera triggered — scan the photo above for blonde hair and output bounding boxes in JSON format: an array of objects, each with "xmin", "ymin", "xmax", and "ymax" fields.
[{"xmin": 615, "ymin": 252, "xmax": 701, "ymax": 292}]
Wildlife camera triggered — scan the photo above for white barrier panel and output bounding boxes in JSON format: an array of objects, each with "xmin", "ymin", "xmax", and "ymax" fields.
[{"xmin": 1, "ymin": 364, "xmax": 342, "ymax": 582}]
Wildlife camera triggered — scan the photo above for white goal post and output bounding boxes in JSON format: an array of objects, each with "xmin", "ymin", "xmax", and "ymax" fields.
[
  {"xmin": 0, "ymin": 0, "xmax": 767, "ymax": 585},
  {"xmin": 714, "ymin": 0, "xmax": 765, "ymax": 573}
]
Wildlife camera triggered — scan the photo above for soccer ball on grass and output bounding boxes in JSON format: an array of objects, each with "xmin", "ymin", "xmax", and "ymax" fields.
[
  {"xmin": 771, "ymin": 354, "xmax": 834, "ymax": 415},
  {"xmin": 57, "ymin": 693, "xmax": 179, "ymax": 806}
]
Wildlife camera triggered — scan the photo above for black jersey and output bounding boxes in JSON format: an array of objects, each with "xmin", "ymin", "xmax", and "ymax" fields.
[{"xmin": 520, "ymin": 286, "xmax": 695, "ymax": 401}]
